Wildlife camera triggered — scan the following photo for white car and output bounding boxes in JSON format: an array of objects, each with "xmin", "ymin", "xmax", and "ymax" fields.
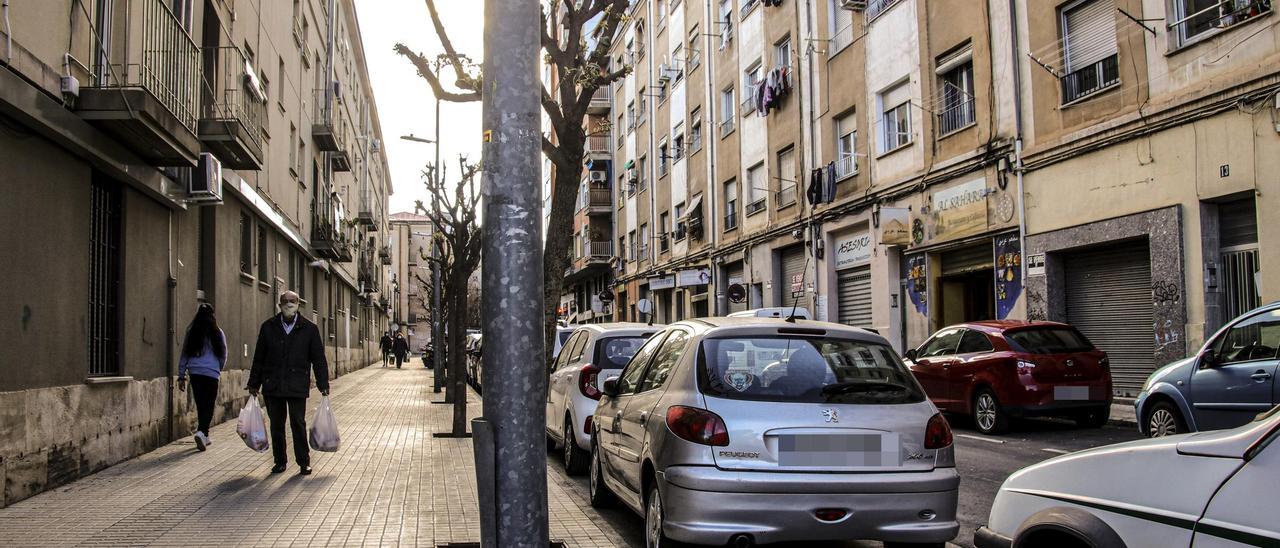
[
  {"xmin": 976, "ymin": 406, "xmax": 1280, "ymax": 548},
  {"xmin": 545, "ymin": 323, "xmax": 660, "ymax": 475}
]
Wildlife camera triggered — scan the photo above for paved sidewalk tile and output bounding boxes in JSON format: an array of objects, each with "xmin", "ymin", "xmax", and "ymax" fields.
[{"xmin": 0, "ymin": 365, "xmax": 621, "ymax": 547}]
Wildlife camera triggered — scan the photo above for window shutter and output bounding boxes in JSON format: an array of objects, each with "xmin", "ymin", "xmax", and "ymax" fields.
[
  {"xmin": 1063, "ymin": 0, "xmax": 1116, "ymax": 71},
  {"xmin": 832, "ymin": 1, "xmax": 854, "ymax": 34}
]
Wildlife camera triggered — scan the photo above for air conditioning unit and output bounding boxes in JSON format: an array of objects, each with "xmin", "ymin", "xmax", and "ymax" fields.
[
  {"xmin": 840, "ymin": 0, "xmax": 867, "ymax": 10},
  {"xmin": 656, "ymin": 64, "xmax": 672, "ymax": 81},
  {"xmin": 187, "ymin": 153, "xmax": 223, "ymax": 204},
  {"xmin": 370, "ymin": 138, "xmax": 382, "ymax": 153},
  {"xmin": 589, "ymin": 171, "xmax": 607, "ymax": 183}
]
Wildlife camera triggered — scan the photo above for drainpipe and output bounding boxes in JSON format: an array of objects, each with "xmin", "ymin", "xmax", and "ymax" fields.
[
  {"xmin": 3, "ymin": 0, "xmax": 11, "ymax": 64},
  {"xmin": 166, "ymin": 212, "xmax": 177, "ymax": 443},
  {"xmin": 1008, "ymin": 0, "xmax": 1027, "ymax": 289},
  {"xmin": 802, "ymin": 0, "xmax": 820, "ymax": 318},
  {"xmin": 704, "ymin": 0, "xmax": 719, "ymax": 315}
]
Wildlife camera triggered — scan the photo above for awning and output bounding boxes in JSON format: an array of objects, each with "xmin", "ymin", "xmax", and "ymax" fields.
[
  {"xmin": 680, "ymin": 194, "xmax": 703, "ymax": 222},
  {"xmin": 624, "ymin": 159, "xmax": 635, "ymax": 170}
]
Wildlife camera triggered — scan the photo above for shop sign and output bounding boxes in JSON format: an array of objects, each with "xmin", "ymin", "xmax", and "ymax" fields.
[
  {"xmin": 1027, "ymin": 253, "xmax": 1045, "ymax": 277},
  {"xmin": 994, "ymin": 234, "xmax": 1022, "ymax": 320},
  {"xmin": 790, "ymin": 273, "xmax": 805, "ymax": 298},
  {"xmin": 649, "ymin": 275, "xmax": 676, "ymax": 290},
  {"xmin": 906, "ymin": 253, "xmax": 928, "ymax": 315},
  {"xmin": 835, "ymin": 230, "xmax": 873, "ymax": 269},
  {"xmin": 676, "ymin": 268, "xmax": 712, "ymax": 287},
  {"xmin": 931, "ymin": 178, "xmax": 988, "ymax": 240},
  {"xmin": 880, "ymin": 207, "xmax": 911, "ymax": 245}
]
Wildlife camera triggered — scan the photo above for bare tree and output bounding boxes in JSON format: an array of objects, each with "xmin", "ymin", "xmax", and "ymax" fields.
[
  {"xmin": 416, "ymin": 158, "xmax": 483, "ymax": 437},
  {"xmin": 397, "ymin": 0, "xmax": 631, "ymax": 363}
]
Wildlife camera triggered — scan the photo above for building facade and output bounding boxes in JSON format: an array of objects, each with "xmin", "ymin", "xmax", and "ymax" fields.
[
  {"xmin": 571, "ymin": 0, "xmax": 1277, "ymax": 397},
  {"xmin": 0, "ymin": 0, "xmax": 393, "ymax": 505},
  {"xmin": 388, "ymin": 212, "xmax": 434, "ymax": 352}
]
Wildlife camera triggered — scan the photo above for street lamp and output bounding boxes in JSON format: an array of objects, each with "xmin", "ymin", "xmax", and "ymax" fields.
[{"xmin": 400, "ymin": 134, "xmax": 436, "ymax": 144}]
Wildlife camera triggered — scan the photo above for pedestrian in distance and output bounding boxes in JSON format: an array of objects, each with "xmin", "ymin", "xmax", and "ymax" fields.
[
  {"xmin": 177, "ymin": 303, "xmax": 226, "ymax": 452},
  {"xmin": 392, "ymin": 331, "xmax": 409, "ymax": 369},
  {"xmin": 380, "ymin": 331, "xmax": 394, "ymax": 367},
  {"xmin": 247, "ymin": 291, "xmax": 329, "ymax": 475}
]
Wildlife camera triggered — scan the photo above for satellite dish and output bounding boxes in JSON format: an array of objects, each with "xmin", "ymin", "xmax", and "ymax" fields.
[
  {"xmin": 636, "ymin": 298, "xmax": 654, "ymax": 315},
  {"xmin": 727, "ymin": 283, "xmax": 747, "ymax": 304}
]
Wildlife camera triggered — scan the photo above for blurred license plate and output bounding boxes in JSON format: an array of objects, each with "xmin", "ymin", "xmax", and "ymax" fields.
[
  {"xmin": 777, "ymin": 434, "xmax": 901, "ymax": 467},
  {"xmin": 1054, "ymin": 386, "xmax": 1090, "ymax": 400}
]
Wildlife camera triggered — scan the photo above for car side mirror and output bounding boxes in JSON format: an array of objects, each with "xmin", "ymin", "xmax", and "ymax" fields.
[
  {"xmin": 602, "ymin": 376, "xmax": 620, "ymax": 397},
  {"xmin": 1200, "ymin": 348, "xmax": 1218, "ymax": 368},
  {"xmin": 904, "ymin": 348, "xmax": 918, "ymax": 362}
]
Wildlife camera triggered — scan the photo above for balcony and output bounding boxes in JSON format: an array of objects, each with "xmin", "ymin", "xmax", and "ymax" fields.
[
  {"xmin": 311, "ymin": 210, "xmax": 353, "ymax": 262},
  {"xmin": 937, "ymin": 95, "xmax": 976, "ymax": 136},
  {"xmin": 587, "ymin": 241, "xmax": 613, "ymax": 261},
  {"xmin": 198, "ymin": 46, "xmax": 266, "ymax": 170},
  {"xmin": 588, "ymin": 87, "xmax": 611, "ymax": 114},
  {"xmin": 379, "ymin": 245, "xmax": 392, "ymax": 265},
  {"xmin": 586, "ymin": 134, "xmax": 611, "ymax": 156},
  {"xmin": 777, "ymin": 185, "xmax": 797, "ymax": 209},
  {"xmin": 834, "ymin": 154, "xmax": 858, "ymax": 181},
  {"xmin": 1060, "ymin": 54, "xmax": 1120, "ymax": 105},
  {"xmin": 588, "ymin": 187, "xmax": 613, "ymax": 214},
  {"xmin": 357, "ymin": 186, "xmax": 376, "ymax": 227},
  {"xmin": 312, "ymin": 87, "xmax": 352, "ymax": 171},
  {"xmin": 76, "ymin": 0, "xmax": 201, "ymax": 166}
]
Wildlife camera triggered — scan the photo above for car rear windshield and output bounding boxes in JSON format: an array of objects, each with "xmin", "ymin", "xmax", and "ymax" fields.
[
  {"xmin": 594, "ymin": 336, "xmax": 649, "ymax": 369},
  {"xmin": 699, "ymin": 337, "xmax": 925, "ymax": 404},
  {"xmin": 1006, "ymin": 327, "xmax": 1094, "ymax": 354}
]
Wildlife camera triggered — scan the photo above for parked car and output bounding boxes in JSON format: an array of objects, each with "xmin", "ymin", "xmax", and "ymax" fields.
[
  {"xmin": 465, "ymin": 333, "xmax": 483, "ymax": 388},
  {"xmin": 975, "ymin": 405, "xmax": 1280, "ymax": 548},
  {"xmin": 1136, "ymin": 301, "xmax": 1280, "ymax": 437},
  {"xmin": 553, "ymin": 324, "xmax": 579, "ymax": 358},
  {"xmin": 727, "ymin": 307, "xmax": 811, "ymax": 320},
  {"xmin": 904, "ymin": 321, "xmax": 1113, "ymax": 435},
  {"xmin": 545, "ymin": 323, "xmax": 661, "ymax": 475},
  {"xmin": 591, "ymin": 317, "xmax": 959, "ymax": 547}
]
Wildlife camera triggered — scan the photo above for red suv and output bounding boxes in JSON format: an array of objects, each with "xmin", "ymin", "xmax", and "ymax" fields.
[{"xmin": 904, "ymin": 321, "xmax": 1113, "ymax": 434}]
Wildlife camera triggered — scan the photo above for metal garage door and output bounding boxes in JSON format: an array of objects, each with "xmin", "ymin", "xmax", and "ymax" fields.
[
  {"xmin": 726, "ymin": 262, "xmax": 748, "ymax": 313},
  {"xmin": 779, "ymin": 246, "xmax": 807, "ymax": 306},
  {"xmin": 837, "ymin": 266, "xmax": 873, "ymax": 328},
  {"xmin": 1065, "ymin": 240, "xmax": 1153, "ymax": 396}
]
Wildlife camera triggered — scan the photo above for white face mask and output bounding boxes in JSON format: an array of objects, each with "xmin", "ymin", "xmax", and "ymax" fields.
[{"xmin": 281, "ymin": 303, "xmax": 300, "ymax": 319}]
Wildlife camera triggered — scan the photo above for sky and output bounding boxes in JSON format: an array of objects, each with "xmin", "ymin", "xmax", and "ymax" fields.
[{"xmin": 353, "ymin": 0, "xmax": 485, "ymax": 215}]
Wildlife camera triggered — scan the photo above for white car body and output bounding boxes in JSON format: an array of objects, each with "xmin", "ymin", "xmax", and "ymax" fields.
[
  {"xmin": 976, "ymin": 408, "xmax": 1280, "ymax": 548},
  {"xmin": 545, "ymin": 323, "xmax": 661, "ymax": 461}
]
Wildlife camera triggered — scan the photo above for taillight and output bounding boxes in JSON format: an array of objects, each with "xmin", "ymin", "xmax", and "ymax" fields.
[
  {"xmin": 579, "ymin": 364, "xmax": 602, "ymax": 400},
  {"xmin": 583, "ymin": 415, "xmax": 594, "ymax": 435},
  {"xmin": 925, "ymin": 413, "xmax": 953, "ymax": 449},
  {"xmin": 665, "ymin": 406, "xmax": 730, "ymax": 446}
]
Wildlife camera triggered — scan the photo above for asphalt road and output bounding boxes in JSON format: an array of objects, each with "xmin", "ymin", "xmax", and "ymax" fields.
[{"xmin": 548, "ymin": 417, "xmax": 1143, "ymax": 547}]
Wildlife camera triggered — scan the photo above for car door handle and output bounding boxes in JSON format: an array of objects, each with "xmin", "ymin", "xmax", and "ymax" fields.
[
  {"xmin": 1251, "ymin": 371, "xmax": 1272, "ymax": 382},
  {"xmin": 638, "ymin": 411, "xmax": 649, "ymax": 425}
]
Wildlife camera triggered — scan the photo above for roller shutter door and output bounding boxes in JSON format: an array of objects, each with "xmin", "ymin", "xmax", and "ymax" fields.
[
  {"xmin": 779, "ymin": 246, "xmax": 807, "ymax": 306},
  {"xmin": 941, "ymin": 243, "xmax": 993, "ymax": 276},
  {"xmin": 837, "ymin": 266, "xmax": 873, "ymax": 329},
  {"xmin": 1064, "ymin": 240, "xmax": 1153, "ymax": 396}
]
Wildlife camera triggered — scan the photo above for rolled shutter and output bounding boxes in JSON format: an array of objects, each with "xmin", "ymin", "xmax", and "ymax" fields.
[
  {"xmin": 1064, "ymin": 0, "xmax": 1117, "ymax": 70},
  {"xmin": 1065, "ymin": 240, "xmax": 1153, "ymax": 396},
  {"xmin": 837, "ymin": 266, "xmax": 873, "ymax": 329},
  {"xmin": 780, "ymin": 246, "xmax": 807, "ymax": 304}
]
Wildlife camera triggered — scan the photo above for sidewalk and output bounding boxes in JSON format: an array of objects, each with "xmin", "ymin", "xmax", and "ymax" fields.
[{"xmin": 0, "ymin": 365, "xmax": 623, "ymax": 547}]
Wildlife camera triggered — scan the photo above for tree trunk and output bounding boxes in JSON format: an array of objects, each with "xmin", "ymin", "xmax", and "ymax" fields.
[
  {"xmin": 449, "ymin": 273, "xmax": 469, "ymax": 436},
  {"xmin": 541, "ymin": 148, "xmax": 587, "ymax": 364}
]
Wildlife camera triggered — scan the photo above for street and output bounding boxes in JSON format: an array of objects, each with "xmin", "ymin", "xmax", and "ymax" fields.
[{"xmin": 552, "ymin": 412, "xmax": 1141, "ymax": 548}]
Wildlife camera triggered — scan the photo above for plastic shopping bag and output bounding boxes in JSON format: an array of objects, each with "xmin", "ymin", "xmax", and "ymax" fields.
[
  {"xmin": 236, "ymin": 395, "xmax": 270, "ymax": 452},
  {"xmin": 308, "ymin": 396, "xmax": 341, "ymax": 452}
]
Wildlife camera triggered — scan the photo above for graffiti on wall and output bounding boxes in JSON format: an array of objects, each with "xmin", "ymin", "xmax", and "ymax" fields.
[
  {"xmin": 994, "ymin": 234, "xmax": 1022, "ymax": 319},
  {"xmin": 906, "ymin": 254, "xmax": 928, "ymax": 315},
  {"xmin": 1155, "ymin": 319, "xmax": 1182, "ymax": 350},
  {"xmin": 1152, "ymin": 280, "xmax": 1181, "ymax": 305}
]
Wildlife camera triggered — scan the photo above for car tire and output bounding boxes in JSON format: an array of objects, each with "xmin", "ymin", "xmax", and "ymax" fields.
[
  {"xmin": 973, "ymin": 388, "xmax": 1010, "ymax": 435},
  {"xmin": 588, "ymin": 440, "xmax": 616, "ymax": 509},
  {"xmin": 1074, "ymin": 406, "xmax": 1110, "ymax": 428},
  {"xmin": 564, "ymin": 418, "xmax": 589, "ymax": 476},
  {"xmin": 1146, "ymin": 401, "xmax": 1186, "ymax": 438},
  {"xmin": 645, "ymin": 483, "xmax": 679, "ymax": 548}
]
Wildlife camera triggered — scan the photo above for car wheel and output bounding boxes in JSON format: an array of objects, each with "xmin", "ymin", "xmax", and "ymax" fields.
[
  {"xmin": 563, "ymin": 418, "xmax": 589, "ymax": 475},
  {"xmin": 588, "ymin": 440, "xmax": 615, "ymax": 509},
  {"xmin": 1074, "ymin": 407, "xmax": 1111, "ymax": 428},
  {"xmin": 645, "ymin": 483, "xmax": 677, "ymax": 548},
  {"xmin": 973, "ymin": 388, "xmax": 1010, "ymax": 435},
  {"xmin": 546, "ymin": 430, "xmax": 557, "ymax": 453},
  {"xmin": 1146, "ymin": 401, "xmax": 1186, "ymax": 438}
]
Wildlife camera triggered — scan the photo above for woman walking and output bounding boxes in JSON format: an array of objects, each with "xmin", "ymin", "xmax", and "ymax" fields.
[
  {"xmin": 177, "ymin": 303, "xmax": 227, "ymax": 451},
  {"xmin": 392, "ymin": 331, "xmax": 409, "ymax": 369}
]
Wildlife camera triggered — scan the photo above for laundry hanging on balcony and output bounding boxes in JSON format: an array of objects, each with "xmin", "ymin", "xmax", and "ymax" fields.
[
  {"xmin": 755, "ymin": 66, "xmax": 794, "ymax": 115},
  {"xmin": 805, "ymin": 162, "xmax": 837, "ymax": 205}
]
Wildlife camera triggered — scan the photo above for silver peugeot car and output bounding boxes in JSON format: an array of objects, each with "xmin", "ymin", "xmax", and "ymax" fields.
[{"xmin": 589, "ymin": 317, "xmax": 959, "ymax": 547}]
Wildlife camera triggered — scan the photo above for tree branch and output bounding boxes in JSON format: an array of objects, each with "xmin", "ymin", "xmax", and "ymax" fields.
[
  {"xmin": 395, "ymin": 45, "xmax": 481, "ymax": 102},
  {"xmin": 422, "ymin": 0, "xmax": 481, "ymax": 91}
]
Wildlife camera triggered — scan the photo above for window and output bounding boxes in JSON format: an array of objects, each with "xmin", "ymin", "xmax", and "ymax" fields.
[
  {"xmin": 919, "ymin": 328, "xmax": 963, "ymax": 357},
  {"xmin": 673, "ymin": 124, "xmax": 686, "ymax": 162},
  {"xmin": 658, "ymin": 140, "xmax": 669, "ymax": 177},
  {"xmin": 865, "ymin": 0, "xmax": 905, "ymax": 20},
  {"xmin": 674, "ymin": 202, "xmax": 687, "ymax": 241},
  {"xmin": 240, "ymin": 212, "xmax": 253, "ymax": 274},
  {"xmin": 688, "ymin": 26, "xmax": 702, "ymax": 69},
  {"xmin": 89, "ymin": 177, "xmax": 122, "ymax": 377},
  {"xmin": 690, "ymin": 108, "xmax": 704, "ymax": 152},
  {"xmin": 637, "ymin": 88, "xmax": 648, "ymax": 126},
  {"xmin": 635, "ymin": 21, "xmax": 646, "ymax": 59},
  {"xmin": 1060, "ymin": 0, "xmax": 1120, "ymax": 103},
  {"xmin": 288, "ymin": 124, "xmax": 298, "ymax": 176},
  {"xmin": 724, "ymin": 179, "xmax": 739, "ymax": 231},
  {"xmin": 659, "ymin": 212, "xmax": 671, "ymax": 252},
  {"xmin": 745, "ymin": 163, "xmax": 766, "ymax": 215},
  {"xmin": 700, "ymin": 337, "xmax": 925, "ymax": 404},
  {"xmin": 627, "ymin": 101, "xmax": 637, "ymax": 131},
  {"xmin": 1006, "ymin": 327, "xmax": 1095, "ymax": 354},
  {"xmin": 957, "ymin": 330, "xmax": 995, "ymax": 354},
  {"xmin": 775, "ymin": 36, "xmax": 792, "ymax": 69},
  {"xmin": 297, "ymin": 253, "xmax": 306, "ymax": 298},
  {"xmin": 1213, "ymin": 309, "xmax": 1280, "ymax": 365},
  {"xmin": 619, "ymin": 236, "xmax": 627, "ymax": 261},
  {"xmin": 618, "ymin": 332, "xmax": 667, "ymax": 394},
  {"xmin": 637, "ymin": 155, "xmax": 648, "ymax": 192},
  {"xmin": 594, "ymin": 336, "xmax": 651, "ymax": 370},
  {"xmin": 835, "ymin": 111, "xmax": 857, "ymax": 178},
  {"xmin": 640, "ymin": 330, "xmax": 691, "ymax": 391},
  {"xmin": 617, "ymin": 113, "xmax": 626, "ymax": 148},
  {"xmin": 720, "ymin": 87, "xmax": 736, "ymax": 137},
  {"xmin": 878, "ymin": 82, "xmax": 911, "ymax": 153},
  {"xmin": 829, "ymin": 0, "xmax": 855, "ymax": 54},
  {"xmin": 742, "ymin": 63, "xmax": 762, "ymax": 114},
  {"xmin": 639, "ymin": 223, "xmax": 650, "ymax": 260},
  {"xmin": 937, "ymin": 56, "xmax": 975, "ymax": 135},
  {"xmin": 277, "ymin": 57, "xmax": 286, "ymax": 108},
  {"xmin": 297, "ymin": 134, "xmax": 306, "ymax": 178},
  {"xmin": 257, "ymin": 224, "xmax": 269, "ymax": 281},
  {"xmin": 672, "ymin": 44, "xmax": 685, "ymax": 82},
  {"xmin": 777, "ymin": 147, "xmax": 797, "ymax": 207},
  {"xmin": 1171, "ymin": 0, "xmax": 1269, "ymax": 47},
  {"xmin": 718, "ymin": 0, "xmax": 734, "ymax": 48},
  {"xmin": 628, "ymin": 230, "xmax": 637, "ymax": 262}
]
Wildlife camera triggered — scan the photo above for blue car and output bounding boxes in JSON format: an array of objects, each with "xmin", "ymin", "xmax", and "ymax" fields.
[{"xmin": 1135, "ymin": 301, "xmax": 1280, "ymax": 437}]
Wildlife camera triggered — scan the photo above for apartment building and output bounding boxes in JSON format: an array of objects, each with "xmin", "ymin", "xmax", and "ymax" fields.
[
  {"xmin": 0, "ymin": 0, "xmax": 393, "ymax": 505},
  {"xmin": 587, "ymin": 0, "xmax": 1277, "ymax": 396},
  {"xmin": 388, "ymin": 212, "xmax": 433, "ymax": 351}
]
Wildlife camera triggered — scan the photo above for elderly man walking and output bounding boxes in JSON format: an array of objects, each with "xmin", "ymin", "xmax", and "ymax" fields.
[{"xmin": 247, "ymin": 291, "xmax": 329, "ymax": 475}]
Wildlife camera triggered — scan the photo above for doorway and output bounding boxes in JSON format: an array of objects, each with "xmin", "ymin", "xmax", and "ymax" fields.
[{"xmin": 937, "ymin": 243, "xmax": 994, "ymax": 326}]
